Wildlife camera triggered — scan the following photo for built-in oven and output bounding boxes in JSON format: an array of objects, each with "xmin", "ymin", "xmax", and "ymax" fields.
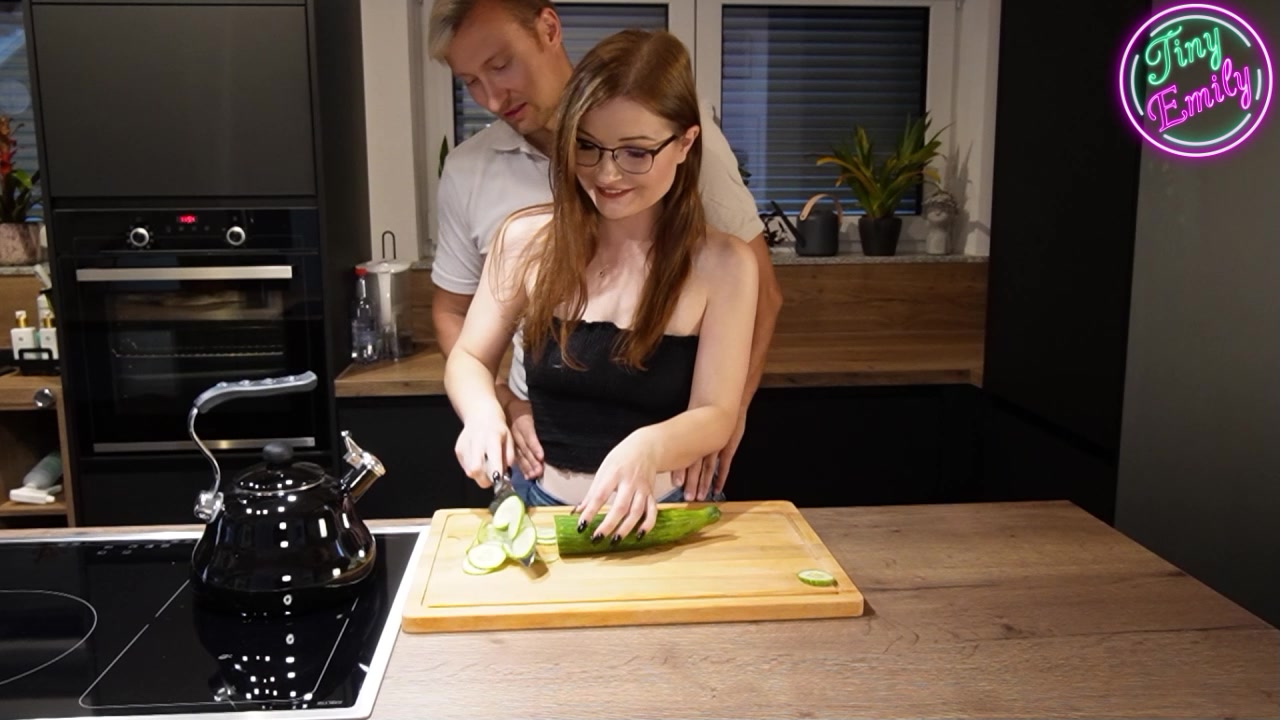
[{"xmin": 51, "ymin": 206, "xmax": 338, "ymax": 525}]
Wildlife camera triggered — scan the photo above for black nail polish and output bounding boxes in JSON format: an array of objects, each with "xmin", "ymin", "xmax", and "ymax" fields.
[
  {"xmin": 577, "ymin": 519, "xmax": 588, "ymax": 533},
  {"xmin": 610, "ymin": 534, "xmax": 621, "ymax": 545},
  {"xmin": 636, "ymin": 529, "xmax": 646, "ymax": 540},
  {"xmin": 591, "ymin": 533, "xmax": 603, "ymax": 544}
]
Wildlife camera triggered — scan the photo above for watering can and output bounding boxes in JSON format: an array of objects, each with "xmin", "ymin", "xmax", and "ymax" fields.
[{"xmin": 795, "ymin": 194, "xmax": 843, "ymax": 257}]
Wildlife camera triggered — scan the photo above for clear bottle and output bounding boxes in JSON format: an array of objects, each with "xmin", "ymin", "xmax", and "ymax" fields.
[
  {"xmin": 350, "ymin": 266, "xmax": 378, "ymax": 361},
  {"xmin": 350, "ymin": 267, "xmax": 380, "ymax": 363}
]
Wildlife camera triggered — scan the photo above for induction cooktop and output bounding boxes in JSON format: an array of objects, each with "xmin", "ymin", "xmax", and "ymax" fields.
[{"xmin": 0, "ymin": 526, "xmax": 427, "ymax": 720}]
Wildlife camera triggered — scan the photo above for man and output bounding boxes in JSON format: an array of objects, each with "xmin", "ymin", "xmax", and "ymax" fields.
[{"xmin": 427, "ymin": 0, "xmax": 783, "ymax": 499}]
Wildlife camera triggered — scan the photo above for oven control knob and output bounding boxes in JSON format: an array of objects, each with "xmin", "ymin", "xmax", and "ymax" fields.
[
  {"xmin": 225, "ymin": 226, "xmax": 247, "ymax": 246},
  {"xmin": 127, "ymin": 227, "xmax": 151, "ymax": 249}
]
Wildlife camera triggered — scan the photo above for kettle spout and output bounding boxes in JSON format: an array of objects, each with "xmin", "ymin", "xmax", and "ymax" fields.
[{"xmin": 339, "ymin": 431, "xmax": 385, "ymax": 502}]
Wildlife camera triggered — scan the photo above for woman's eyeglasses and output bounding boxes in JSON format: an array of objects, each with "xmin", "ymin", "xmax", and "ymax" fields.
[{"xmin": 574, "ymin": 135, "xmax": 680, "ymax": 175}]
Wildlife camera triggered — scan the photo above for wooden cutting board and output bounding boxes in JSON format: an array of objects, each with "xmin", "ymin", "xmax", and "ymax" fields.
[{"xmin": 401, "ymin": 500, "xmax": 864, "ymax": 633}]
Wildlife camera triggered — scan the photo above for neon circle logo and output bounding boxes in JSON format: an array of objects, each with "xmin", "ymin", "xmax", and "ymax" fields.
[{"xmin": 1120, "ymin": 4, "xmax": 1273, "ymax": 158}]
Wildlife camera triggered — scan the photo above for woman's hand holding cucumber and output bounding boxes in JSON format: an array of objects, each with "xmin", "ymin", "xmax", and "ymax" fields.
[{"xmin": 574, "ymin": 431, "xmax": 660, "ymax": 543}]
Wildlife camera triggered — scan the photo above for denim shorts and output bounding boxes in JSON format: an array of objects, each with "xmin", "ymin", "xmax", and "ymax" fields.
[{"xmin": 508, "ymin": 465, "xmax": 726, "ymax": 507}]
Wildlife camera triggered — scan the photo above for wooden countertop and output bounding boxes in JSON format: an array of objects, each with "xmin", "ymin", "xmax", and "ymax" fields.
[
  {"xmin": 381, "ymin": 501, "xmax": 1277, "ymax": 719},
  {"xmin": 334, "ymin": 330, "xmax": 985, "ymax": 397},
  {"xmin": 9, "ymin": 501, "xmax": 1273, "ymax": 718}
]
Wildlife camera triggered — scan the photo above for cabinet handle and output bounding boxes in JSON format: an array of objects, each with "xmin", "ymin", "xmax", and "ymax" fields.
[{"xmin": 33, "ymin": 388, "xmax": 54, "ymax": 408}]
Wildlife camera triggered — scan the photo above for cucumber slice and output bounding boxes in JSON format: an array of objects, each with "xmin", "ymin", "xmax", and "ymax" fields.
[
  {"xmin": 537, "ymin": 544, "xmax": 560, "ymax": 563},
  {"xmin": 797, "ymin": 569, "xmax": 836, "ymax": 587},
  {"xmin": 462, "ymin": 558, "xmax": 494, "ymax": 575},
  {"xmin": 478, "ymin": 522, "xmax": 504, "ymax": 545},
  {"xmin": 492, "ymin": 495, "xmax": 525, "ymax": 531},
  {"xmin": 506, "ymin": 523, "xmax": 536, "ymax": 560},
  {"xmin": 535, "ymin": 525, "xmax": 557, "ymax": 545},
  {"xmin": 471, "ymin": 520, "xmax": 501, "ymax": 549},
  {"xmin": 467, "ymin": 542, "xmax": 508, "ymax": 571}
]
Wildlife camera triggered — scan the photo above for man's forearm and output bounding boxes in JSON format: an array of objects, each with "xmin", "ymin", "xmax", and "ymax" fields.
[
  {"xmin": 493, "ymin": 379, "xmax": 517, "ymax": 417},
  {"xmin": 741, "ymin": 234, "xmax": 783, "ymax": 408},
  {"xmin": 432, "ymin": 306, "xmax": 466, "ymax": 358}
]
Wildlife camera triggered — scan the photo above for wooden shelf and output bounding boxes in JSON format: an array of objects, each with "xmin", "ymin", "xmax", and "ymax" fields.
[
  {"xmin": 0, "ymin": 371, "xmax": 74, "ymax": 526},
  {"xmin": 0, "ymin": 499, "xmax": 67, "ymax": 517}
]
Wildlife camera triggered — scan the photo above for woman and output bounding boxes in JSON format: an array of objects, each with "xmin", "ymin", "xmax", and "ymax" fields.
[{"xmin": 444, "ymin": 29, "xmax": 758, "ymax": 543}]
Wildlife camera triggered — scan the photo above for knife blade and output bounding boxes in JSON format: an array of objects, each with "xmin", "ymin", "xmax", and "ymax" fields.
[{"xmin": 488, "ymin": 469, "xmax": 517, "ymax": 515}]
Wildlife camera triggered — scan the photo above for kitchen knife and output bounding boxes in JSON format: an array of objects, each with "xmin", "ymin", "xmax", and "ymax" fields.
[
  {"xmin": 489, "ymin": 470, "xmax": 541, "ymax": 571},
  {"xmin": 488, "ymin": 469, "xmax": 516, "ymax": 515}
]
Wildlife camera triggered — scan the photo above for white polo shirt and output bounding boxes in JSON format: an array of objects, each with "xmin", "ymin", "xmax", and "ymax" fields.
[{"xmin": 432, "ymin": 107, "xmax": 765, "ymax": 399}]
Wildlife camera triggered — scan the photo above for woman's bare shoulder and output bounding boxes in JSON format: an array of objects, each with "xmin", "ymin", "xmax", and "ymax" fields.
[
  {"xmin": 493, "ymin": 204, "xmax": 554, "ymax": 258},
  {"xmin": 694, "ymin": 224, "xmax": 756, "ymax": 280}
]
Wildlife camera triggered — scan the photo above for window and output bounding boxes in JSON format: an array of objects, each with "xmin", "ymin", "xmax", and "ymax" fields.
[
  {"xmin": 0, "ymin": 2, "xmax": 39, "ymax": 218},
  {"xmin": 422, "ymin": 0, "xmax": 995, "ymax": 254},
  {"xmin": 698, "ymin": 0, "xmax": 958, "ymax": 220},
  {"xmin": 452, "ymin": 4, "xmax": 672, "ymax": 144},
  {"xmin": 717, "ymin": 6, "xmax": 928, "ymax": 215}
]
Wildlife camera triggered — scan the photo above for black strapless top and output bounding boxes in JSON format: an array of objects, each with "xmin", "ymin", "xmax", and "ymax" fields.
[{"xmin": 525, "ymin": 318, "xmax": 699, "ymax": 473}]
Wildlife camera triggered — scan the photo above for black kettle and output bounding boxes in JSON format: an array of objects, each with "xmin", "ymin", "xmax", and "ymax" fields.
[
  {"xmin": 187, "ymin": 372, "xmax": 386, "ymax": 616},
  {"xmin": 193, "ymin": 576, "xmax": 383, "ymax": 707}
]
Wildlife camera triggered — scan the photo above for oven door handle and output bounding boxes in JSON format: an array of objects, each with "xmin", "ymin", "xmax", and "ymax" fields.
[{"xmin": 75, "ymin": 266, "xmax": 294, "ymax": 282}]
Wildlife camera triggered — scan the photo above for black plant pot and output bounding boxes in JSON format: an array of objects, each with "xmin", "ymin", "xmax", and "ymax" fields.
[{"xmin": 858, "ymin": 216, "xmax": 902, "ymax": 256}]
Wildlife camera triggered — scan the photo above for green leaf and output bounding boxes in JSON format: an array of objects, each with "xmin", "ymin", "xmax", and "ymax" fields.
[{"xmin": 812, "ymin": 110, "xmax": 948, "ymax": 218}]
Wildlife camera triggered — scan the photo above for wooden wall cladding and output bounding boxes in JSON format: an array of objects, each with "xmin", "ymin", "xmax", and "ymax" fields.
[
  {"xmin": 0, "ymin": 274, "xmax": 44, "ymax": 349},
  {"xmin": 405, "ymin": 261, "xmax": 988, "ymax": 344}
]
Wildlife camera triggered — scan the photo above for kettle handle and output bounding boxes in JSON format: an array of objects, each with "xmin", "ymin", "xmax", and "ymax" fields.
[
  {"xmin": 799, "ymin": 193, "xmax": 844, "ymax": 222},
  {"xmin": 192, "ymin": 372, "xmax": 318, "ymax": 415},
  {"xmin": 189, "ymin": 371, "xmax": 319, "ymax": 523}
]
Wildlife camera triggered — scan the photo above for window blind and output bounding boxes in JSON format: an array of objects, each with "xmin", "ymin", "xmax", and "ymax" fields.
[
  {"xmin": 720, "ymin": 5, "xmax": 928, "ymax": 216},
  {"xmin": 453, "ymin": 4, "xmax": 669, "ymax": 145},
  {"xmin": 0, "ymin": 3, "xmax": 39, "ymax": 218}
]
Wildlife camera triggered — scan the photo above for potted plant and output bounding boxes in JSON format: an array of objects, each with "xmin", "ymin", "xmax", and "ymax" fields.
[
  {"xmin": 0, "ymin": 115, "xmax": 42, "ymax": 266},
  {"xmin": 816, "ymin": 112, "xmax": 945, "ymax": 256}
]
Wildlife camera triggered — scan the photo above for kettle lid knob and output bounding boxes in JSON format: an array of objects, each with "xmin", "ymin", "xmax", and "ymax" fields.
[{"xmin": 263, "ymin": 442, "xmax": 294, "ymax": 467}]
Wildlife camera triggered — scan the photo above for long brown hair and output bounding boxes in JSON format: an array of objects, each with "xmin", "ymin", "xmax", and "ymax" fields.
[{"xmin": 521, "ymin": 28, "xmax": 705, "ymax": 370}]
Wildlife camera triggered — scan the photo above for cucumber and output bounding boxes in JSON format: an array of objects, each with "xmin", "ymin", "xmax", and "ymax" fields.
[
  {"xmin": 493, "ymin": 495, "xmax": 524, "ymax": 532},
  {"xmin": 462, "ymin": 558, "xmax": 493, "ymax": 575},
  {"xmin": 535, "ymin": 525, "xmax": 557, "ymax": 545},
  {"xmin": 472, "ymin": 520, "xmax": 504, "ymax": 548},
  {"xmin": 466, "ymin": 542, "xmax": 508, "ymax": 571},
  {"xmin": 506, "ymin": 523, "xmax": 537, "ymax": 560},
  {"xmin": 554, "ymin": 505, "xmax": 722, "ymax": 555},
  {"xmin": 537, "ymin": 543, "xmax": 560, "ymax": 563},
  {"xmin": 797, "ymin": 569, "xmax": 836, "ymax": 587}
]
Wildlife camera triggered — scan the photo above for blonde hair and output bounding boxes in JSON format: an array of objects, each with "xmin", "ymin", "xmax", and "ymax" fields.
[{"xmin": 427, "ymin": 0, "xmax": 556, "ymax": 61}]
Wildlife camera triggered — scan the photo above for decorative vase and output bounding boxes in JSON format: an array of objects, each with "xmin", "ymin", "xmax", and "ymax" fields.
[
  {"xmin": 925, "ymin": 227, "xmax": 949, "ymax": 255},
  {"xmin": 858, "ymin": 216, "xmax": 901, "ymax": 256},
  {"xmin": 0, "ymin": 222, "xmax": 41, "ymax": 266}
]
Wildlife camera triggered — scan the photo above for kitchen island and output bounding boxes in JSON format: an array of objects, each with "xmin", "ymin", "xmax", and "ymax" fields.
[
  {"xmin": 372, "ymin": 500, "xmax": 1277, "ymax": 718},
  {"xmin": 4, "ymin": 500, "xmax": 1274, "ymax": 718}
]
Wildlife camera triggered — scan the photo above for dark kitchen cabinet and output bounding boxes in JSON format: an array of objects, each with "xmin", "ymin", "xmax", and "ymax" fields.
[
  {"xmin": 727, "ymin": 385, "xmax": 981, "ymax": 507},
  {"xmin": 334, "ymin": 385, "xmax": 983, "ymax": 517},
  {"xmin": 28, "ymin": 2, "xmax": 316, "ymax": 198},
  {"xmin": 981, "ymin": 0, "xmax": 1151, "ymax": 522},
  {"xmin": 336, "ymin": 396, "xmax": 491, "ymax": 519},
  {"xmin": 977, "ymin": 396, "xmax": 1117, "ymax": 523}
]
